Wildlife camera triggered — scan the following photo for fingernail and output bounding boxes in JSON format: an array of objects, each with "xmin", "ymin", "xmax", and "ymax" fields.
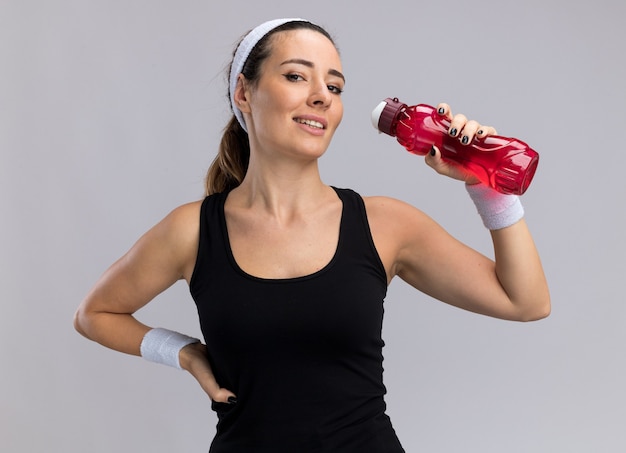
[
  {"xmin": 430, "ymin": 146, "xmax": 436, "ymax": 156},
  {"xmin": 477, "ymin": 129, "xmax": 484, "ymax": 135},
  {"xmin": 461, "ymin": 135, "xmax": 469, "ymax": 145},
  {"xmin": 437, "ymin": 107, "xmax": 445, "ymax": 115},
  {"xmin": 228, "ymin": 396, "xmax": 238, "ymax": 404},
  {"xmin": 449, "ymin": 127, "xmax": 458, "ymax": 137}
]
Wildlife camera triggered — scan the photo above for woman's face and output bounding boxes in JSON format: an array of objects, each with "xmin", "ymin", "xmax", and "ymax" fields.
[{"xmin": 241, "ymin": 29, "xmax": 345, "ymax": 160}]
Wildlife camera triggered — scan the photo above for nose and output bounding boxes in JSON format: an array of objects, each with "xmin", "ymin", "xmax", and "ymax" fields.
[{"xmin": 308, "ymin": 80, "xmax": 332, "ymax": 109}]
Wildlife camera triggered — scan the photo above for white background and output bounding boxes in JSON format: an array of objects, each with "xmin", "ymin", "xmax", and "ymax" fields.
[{"xmin": 2, "ymin": 0, "xmax": 625, "ymax": 451}]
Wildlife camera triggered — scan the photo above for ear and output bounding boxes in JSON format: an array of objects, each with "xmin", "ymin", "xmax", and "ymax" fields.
[{"xmin": 233, "ymin": 74, "xmax": 252, "ymax": 113}]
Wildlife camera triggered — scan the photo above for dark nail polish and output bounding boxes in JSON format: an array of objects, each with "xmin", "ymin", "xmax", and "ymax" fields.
[
  {"xmin": 449, "ymin": 127, "xmax": 458, "ymax": 137},
  {"xmin": 461, "ymin": 135, "xmax": 469, "ymax": 145},
  {"xmin": 430, "ymin": 146, "xmax": 436, "ymax": 156},
  {"xmin": 437, "ymin": 107, "xmax": 445, "ymax": 115},
  {"xmin": 228, "ymin": 396, "xmax": 238, "ymax": 404},
  {"xmin": 477, "ymin": 129, "xmax": 484, "ymax": 135}
]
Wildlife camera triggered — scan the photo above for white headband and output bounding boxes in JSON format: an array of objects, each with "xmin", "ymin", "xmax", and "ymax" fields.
[{"xmin": 229, "ymin": 18, "xmax": 305, "ymax": 133}]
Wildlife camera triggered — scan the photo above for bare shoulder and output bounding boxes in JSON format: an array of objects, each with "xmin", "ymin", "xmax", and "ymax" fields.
[
  {"xmin": 131, "ymin": 199, "xmax": 204, "ymax": 281},
  {"xmin": 362, "ymin": 194, "xmax": 413, "ymax": 211},
  {"xmin": 162, "ymin": 199, "xmax": 203, "ymax": 235},
  {"xmin": 156, "ymin": 199, "xmax": 203, "ymax": 252},
  {"xmin": 362, "ymin": 195, "xmax": 441, "ymax": 280},
  {"xmin": 362, "ymin": 195, "xmax": 431, "ymax": 228}
]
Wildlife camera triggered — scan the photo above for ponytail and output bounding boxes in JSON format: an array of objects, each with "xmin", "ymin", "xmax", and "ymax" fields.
[{"xmin": 204, "ymin": 115, "xmax": 250, "ymax": 195}]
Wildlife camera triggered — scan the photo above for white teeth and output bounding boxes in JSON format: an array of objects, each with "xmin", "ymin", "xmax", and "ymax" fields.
[{"xmin": 295, "ymin": 118, "xmax": 324, "ymax": 129}]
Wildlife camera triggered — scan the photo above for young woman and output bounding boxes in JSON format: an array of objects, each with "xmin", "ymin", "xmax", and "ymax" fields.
[{"xmin": 74, "ymin": 18, "xmax": 550, "ymax": 452}]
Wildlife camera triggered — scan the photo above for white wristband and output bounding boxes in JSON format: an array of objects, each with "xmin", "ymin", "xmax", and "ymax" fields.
[
  {"xmin": 140, "ymin": 328, "xmax": 200, "ymax": 370},
  {"xmin": 465, "ymin": 183, "xmax": 524, "ymax": 230}
]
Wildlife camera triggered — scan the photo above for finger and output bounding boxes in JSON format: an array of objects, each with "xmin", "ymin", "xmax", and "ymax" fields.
[
  {"xmin": 193, "ymin": 363, "xmax": 237, "ymax": 402},
  {"xmin": 211, "ymin": 387, "xmax": 238, "ymax": 404},
  {"xmin": 448, "ymin": 113, "xmax": 468, "ymax": 139},
  {"xmin": 196, "ymin": 368, "xmax": 237, "ymax": 403},
  {"xmin": 458, "ymin": 119, "xmax": 481, "ymax": 145},
  {"xmin": 476, "ymin": 125, "xmax": 498, "ymax": 138},
  {"xmin": 426, "ymin": 143, "xmax": 482, "ymax": 182},
  {"xmin": 424, "ymin": 145, "xmax": 447, "ymax": 175},
  {"xmin": 436, "ymin": 102, "xmax": 452, "ymax": 120},
  {"xmin": 180, "ymin": 343, "xmax": 237, "ymax": 402}
]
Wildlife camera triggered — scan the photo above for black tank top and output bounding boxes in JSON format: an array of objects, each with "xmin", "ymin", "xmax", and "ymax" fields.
[{"xmin": 190, "ymin": 187, "xmax": 405, "ymax": 452}]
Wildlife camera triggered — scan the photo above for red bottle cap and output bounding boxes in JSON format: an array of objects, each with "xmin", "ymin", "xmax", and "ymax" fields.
[{"xmin": 371, "ymin": 97, "xmax": 406, "ymax": 136}]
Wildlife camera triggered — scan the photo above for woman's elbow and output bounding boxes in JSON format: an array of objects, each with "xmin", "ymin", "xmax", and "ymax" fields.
[
  {"xmin": 73, "ymin": 304, "xmax": 93, "ymax": 338},
  {"xmin": 517, "ymin": 296, "xmax": 551, "ymax": 322},
  {"xmin": 73, "ymin": 308, "xmax": 85, "ymax": 336}
]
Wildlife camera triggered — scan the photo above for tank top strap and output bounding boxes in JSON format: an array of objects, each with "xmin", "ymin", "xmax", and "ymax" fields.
[
  {"xmin": 332, "ymin": 187, "xmax": 387, "ymax": 287},
  {"xmin": 189, "ymin": 190, "xmax": 230, "ymax": 295}
]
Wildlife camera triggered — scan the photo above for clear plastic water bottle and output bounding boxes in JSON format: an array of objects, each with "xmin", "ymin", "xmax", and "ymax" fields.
[{"xmin": 372, "ymin": 97, "xmax": 539, "ymax": 195}]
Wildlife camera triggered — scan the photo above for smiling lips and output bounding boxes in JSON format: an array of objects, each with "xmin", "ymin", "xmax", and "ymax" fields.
[{"xmin": 294, "ymin": 117, "xmax": 326, "ymax": 129}]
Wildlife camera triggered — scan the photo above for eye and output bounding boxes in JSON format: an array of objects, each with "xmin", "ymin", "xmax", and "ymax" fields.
[
  {"xmin": 284, "ymin": 73, "xmax": 304, "ymax": 82},
  {"xmin": 327, "ymin": 84, "xmax": 344, "ymax": 95}
]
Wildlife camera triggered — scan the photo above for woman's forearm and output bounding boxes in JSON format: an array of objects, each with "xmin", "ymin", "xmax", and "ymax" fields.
[
  {"xmin": 74, "ymin": 308, "xmax": 151, "ymax": 356},
  {"xmin": 491, "ymin": 219, "xmax": 551, "ymax": 321}
]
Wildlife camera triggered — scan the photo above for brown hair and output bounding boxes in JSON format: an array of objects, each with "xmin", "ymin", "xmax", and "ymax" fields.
[{"xmin": 204, "ymin": 21, "xmax": 336, "ymax": 195}]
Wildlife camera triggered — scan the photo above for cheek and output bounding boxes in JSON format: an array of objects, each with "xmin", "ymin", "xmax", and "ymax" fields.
[
  {"xmin": 252, "ymin": 92, "xmax": 292, "ymax": 121},
  {"xmin": 332, "ymin": 104, "xmax": 344, "ymax": 128}
]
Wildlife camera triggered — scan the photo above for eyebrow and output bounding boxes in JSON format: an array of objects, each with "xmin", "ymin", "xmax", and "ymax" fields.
[{"xmin": 280, "ymin": 58, "xmax": 345, "ymax": 82}]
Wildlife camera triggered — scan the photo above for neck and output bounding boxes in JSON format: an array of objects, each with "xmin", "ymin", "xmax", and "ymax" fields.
[{"xmin": 229, "ymin": 156, "xmax": 333, "ymax": 218}]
